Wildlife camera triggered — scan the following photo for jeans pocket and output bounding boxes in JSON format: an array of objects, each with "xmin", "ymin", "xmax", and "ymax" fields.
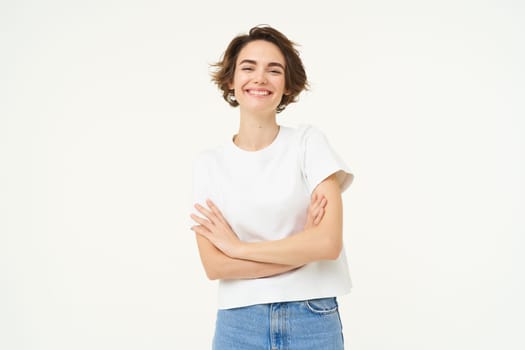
[{"xmin": 305, "ymin": 297, "xmax": 339, "ymax": 315}]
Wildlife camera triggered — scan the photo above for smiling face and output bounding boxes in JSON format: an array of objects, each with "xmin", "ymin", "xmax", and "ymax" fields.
[{"xmin": 229, "ymin": 40, "xmax": 288, "ymax": 115}]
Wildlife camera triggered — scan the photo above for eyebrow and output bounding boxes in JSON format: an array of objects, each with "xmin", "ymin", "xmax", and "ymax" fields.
[{"xmin": 239, "ymin": 59, "xmax": 285, "ymax": 70}]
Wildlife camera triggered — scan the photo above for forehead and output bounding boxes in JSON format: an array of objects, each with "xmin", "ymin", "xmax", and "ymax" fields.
[{"xmin": 237, "ymin": 40, "xmax": 286, "ymax": 66}]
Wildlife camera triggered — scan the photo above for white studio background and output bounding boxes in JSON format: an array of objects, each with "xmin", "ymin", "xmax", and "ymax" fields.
[{"xmin": 1, "ymin": 1, "xmax": 523, "ymax": 349}]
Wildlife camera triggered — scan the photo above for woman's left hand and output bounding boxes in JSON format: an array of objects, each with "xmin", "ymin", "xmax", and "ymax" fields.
[{"xmin": 190, "ymin": 199, "xmax": 242, "ymax": 258}]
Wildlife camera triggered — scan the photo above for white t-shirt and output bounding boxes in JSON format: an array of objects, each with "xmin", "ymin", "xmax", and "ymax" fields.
[{"xmin": 192, "ymin": 124, "xmax": 354, "ymax": 309}]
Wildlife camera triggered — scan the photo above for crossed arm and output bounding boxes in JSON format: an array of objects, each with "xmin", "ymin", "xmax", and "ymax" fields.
[{"xmin": 191, "ymin": 174, "xmax": 343, "ymax": 280}]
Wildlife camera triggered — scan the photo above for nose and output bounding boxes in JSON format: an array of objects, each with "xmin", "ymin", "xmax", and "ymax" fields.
[{"xmin": 254, "ymin": 69, "xmax": 267, "ymax": 84}]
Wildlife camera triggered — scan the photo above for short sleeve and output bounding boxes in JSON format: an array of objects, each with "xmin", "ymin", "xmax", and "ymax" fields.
[{"xmin": 301, "ymin": 125, "xmax": 354, "ymax": 195}]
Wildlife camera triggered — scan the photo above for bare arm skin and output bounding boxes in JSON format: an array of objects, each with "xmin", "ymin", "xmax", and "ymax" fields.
[
  {"xmin": 195, "ymin": 235, "xmax": 300, "ymax": 280},
  {"xmin": 236, "ymin": 175, "xmax": 342, "ymax": 265},
  {"xmin": 192, "ymin": 174, "xmax": 342, "ymax": 267},
  {"xmin": 193, "ymin": 192, "xmax": 327, "ymax": 280}
]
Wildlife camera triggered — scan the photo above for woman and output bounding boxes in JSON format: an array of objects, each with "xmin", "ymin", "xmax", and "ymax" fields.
[{"xmin": 190, "ymin": 25, "xmax": 354, "ymax": 350}]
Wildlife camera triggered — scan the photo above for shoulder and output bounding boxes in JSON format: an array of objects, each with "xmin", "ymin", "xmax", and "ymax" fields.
[
  {"xmin": 287, "ymin": 124, "xmax": 332, "ymax": 150},
  {"xmin": 295, "ymin": 123, "xmax": 328, "ymax": 139},
  {"xmin": 277, "ymin": 124, "xmax": 334, "ymax": 159},
  {"xmin": 280, "ymin": 123, "xmax": 328, "ymax": 142}
]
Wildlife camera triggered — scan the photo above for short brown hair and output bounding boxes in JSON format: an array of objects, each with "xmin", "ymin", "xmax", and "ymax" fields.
[{"xmin": 211, "ymin": 25, "xmax": 309, "ymax": 113}]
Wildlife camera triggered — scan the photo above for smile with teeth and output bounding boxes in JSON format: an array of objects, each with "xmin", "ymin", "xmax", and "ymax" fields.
[{"xmin": 246, "ymin": 89, "xmax": 272, "ymax": 96}]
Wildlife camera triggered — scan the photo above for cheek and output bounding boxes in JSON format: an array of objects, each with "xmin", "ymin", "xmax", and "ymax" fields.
[
  {"xmin": 273, "ymin": 79, "xmax": 287, "ymax": 93},
  {"xmin": 232, "ymin": 75, "xmax": 249, "ymax": 89},
  {"xmin": 273, "ymin": 75, "xmax": 286, "ymax": 87}
]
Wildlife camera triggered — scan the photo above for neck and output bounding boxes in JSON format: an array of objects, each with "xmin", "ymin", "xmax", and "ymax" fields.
[{"xmin": 234, "ymin": 110, "xmax": 279, "ymax": 151}]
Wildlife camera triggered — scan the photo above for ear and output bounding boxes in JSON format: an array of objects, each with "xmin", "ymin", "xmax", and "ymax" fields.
[{"xmin": 228, "ymin": 80, "xmax": 234, "ymax": 90}]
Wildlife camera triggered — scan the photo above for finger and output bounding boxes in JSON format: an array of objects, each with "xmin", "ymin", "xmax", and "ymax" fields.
[
  {"xmin": 195, "ymin": 203, "xmax": 219, "ymax": 225},
  {"xmin": 309, "ymin": 194, "xmax": 320, "ymax": 210},
  {"xmin": 206, "ymin": 199, "xmax": 228, "ymax": 225},
  {"xmin": 311, "ymin": 192, "xmax": 318, "ymax": 204},
  {"xmin": 190, "ymin": 213, "xmax": 214, "ymax": 231},
  {"xmin": 191, "ymin": 224, "xmax": 208, "ymax": 233},
  {"xmin": 313, "ymin": 207, "xmax": 325, "ymax": 225},
  {"xmin": 191, "ymin": 225, "xmax": 212, "ymax": 240},
  {"xmin": 311, "ymin": 203, "xmax": 323, "ymax": 221},
  {"xmin": 310, "ymin": 194, "xmax": 324, "ymax": 213}
]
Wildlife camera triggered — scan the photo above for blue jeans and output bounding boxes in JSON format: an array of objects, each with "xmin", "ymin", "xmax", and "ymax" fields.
[{"xmin": 212, "ymin": 297, "xmax": 344, "ymax": 350}]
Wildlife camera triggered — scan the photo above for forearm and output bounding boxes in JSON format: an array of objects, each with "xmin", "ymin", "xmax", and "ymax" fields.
[
  {"xmin": 196, "ymin": 235, "xmax": 301, "ymax": 280},
  {"xmin": 236, "ymin": 226, "xmax": 342, "ymax": 266},
  {"xmin": 192, "ymin": 175, "xmax": 343, "ymax": 268},
  {"xmin": 234, "ymin": 175, "xmax": 344, "ymax": 266},
  {"xmin": 214, "ymin": 256, "xmax": 301, "ymax": 280}
]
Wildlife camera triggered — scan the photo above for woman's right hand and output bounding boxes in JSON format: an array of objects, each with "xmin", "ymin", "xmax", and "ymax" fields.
[{"xmin": 304, "ymin": 193, "xmax": 327, "ymax": 230}]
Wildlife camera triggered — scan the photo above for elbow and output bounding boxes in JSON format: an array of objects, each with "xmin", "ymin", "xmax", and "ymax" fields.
[
  {"xmin": 205, "ymin": 270, "xmax": 218, "ymax": 280},
  {"xmin": 196, "ymin": 235, "xmax": 237, "ymax": 280},
  {"xmin": 321, "ymin": 235, "xmax": 343, "ymax": 261},
  {"xmin": 207, "ymin": 273, "xmax": 220, "ymax": 281},
  {"xmin": 203, "ymin": 259, "xmax": 233, "ymax": 280},
  {"xmin": 203, "ymin": 265, "xmax": 221, "ymax": 280},
  {"xmin": 325, "ymin": 242, "xmax": 343, "ymax": 260}
]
